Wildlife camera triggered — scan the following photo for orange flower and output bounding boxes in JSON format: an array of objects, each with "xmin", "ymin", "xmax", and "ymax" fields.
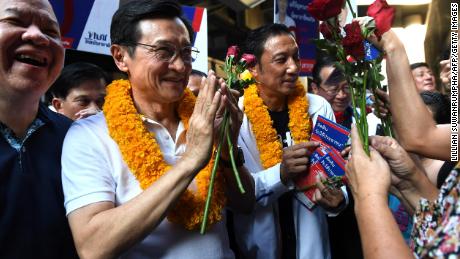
[
  {"xmin": 243, "ymin": 77, "xmax": 311, "ymax": 169},
  {"xmin": 103, "ymin": 79, "xmax": 226, "ymax": 230}
]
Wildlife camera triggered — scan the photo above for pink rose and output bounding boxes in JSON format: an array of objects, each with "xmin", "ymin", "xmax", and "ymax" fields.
[
  {"xmin": 240, "ymin": 54, "xmax": 256, "ymax": 67},
  {"xmin": 226, "ymin": 45, "xmax": 239, "ymax": 58}
]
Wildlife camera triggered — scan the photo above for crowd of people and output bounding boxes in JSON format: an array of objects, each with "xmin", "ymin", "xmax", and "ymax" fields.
[{"xmin": 0, "ymin": 0, "xmax": 457, "ymax": 258}]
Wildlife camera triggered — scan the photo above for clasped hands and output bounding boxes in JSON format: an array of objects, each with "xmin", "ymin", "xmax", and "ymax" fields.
[{"xmin": 184, "ymin": 70, "xmax": 243, "ymax": 170}]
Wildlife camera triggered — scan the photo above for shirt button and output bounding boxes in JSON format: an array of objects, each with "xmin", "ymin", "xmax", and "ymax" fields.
[
  {"xmin": 165, "ymin": 135, "xmax": 170, "ymax": 140},
  {"xmin": 21, "ymin": 146, "xmax": 26, "ymax": 152}
]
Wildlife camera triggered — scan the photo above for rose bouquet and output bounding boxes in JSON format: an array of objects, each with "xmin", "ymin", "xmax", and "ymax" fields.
[
  {"xmin": 200, "ymin": 46, "xmax": 256, "ymax": 234},
  {"xmin": 308, "ymin": 0, "xmax": 395, "ymax": 155}
]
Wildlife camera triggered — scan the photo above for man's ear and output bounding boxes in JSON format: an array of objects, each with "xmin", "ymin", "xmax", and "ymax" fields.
[
  {"xmin": 249, "ymin": 64, "xmax": 260, "ymax": 81},
  {"xmin": 311, "ymin": 82, "xmax": 319, "ymax": 94},
  {"xmin": 51, "ymin": 97, "xmax": 63, "ymax": 112},
  {"xmin": 111, "ymin": 44, "xmax": 129, "ymax": 73}
]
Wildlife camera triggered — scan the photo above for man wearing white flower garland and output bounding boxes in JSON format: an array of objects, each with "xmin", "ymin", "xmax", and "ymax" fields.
[{"xmin": 231, "ymin": 24, "xmax": 348, "ymax": 259}]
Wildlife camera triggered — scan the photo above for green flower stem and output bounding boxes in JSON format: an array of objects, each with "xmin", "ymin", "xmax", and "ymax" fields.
[
  {"xmin": 225, "ymin": 124, "xmax": 245, "ymax": 194},
  {"xmin": 346, "ymin": 0, "xmax": 356, "ymax": 18},
  {"xmin": 200, "ymin": 111, "xmax": 230, "ymax": 234},
  {"xmin": 295, "ymin": 176, "xmax": 345, "ymax": 192},
  {"xmin": 361, "ymin": 70, "xmax": 369, "ymax": 155}
]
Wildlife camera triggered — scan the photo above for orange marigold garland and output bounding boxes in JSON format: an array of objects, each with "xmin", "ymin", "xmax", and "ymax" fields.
[
  {"xmin": 103, "ymin": 79, "xmax": 226, "ymax": 230},
  {"xmin": 243, "ymin": 80, "xmax": 311, "ymax": 169}
]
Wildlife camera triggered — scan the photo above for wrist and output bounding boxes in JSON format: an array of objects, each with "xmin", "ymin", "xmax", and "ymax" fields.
[
  {"xmin": 354, "ymin": 193, "xmax": 388, "ymax": 214},
  {"xmin": 219, "ymin": 146, "xmax": 244, "ymax": 168}
]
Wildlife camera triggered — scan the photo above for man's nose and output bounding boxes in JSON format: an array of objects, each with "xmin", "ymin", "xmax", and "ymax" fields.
[{"xmin": 22, "ymin": 25, "xmax": 49, "ymax": 46}]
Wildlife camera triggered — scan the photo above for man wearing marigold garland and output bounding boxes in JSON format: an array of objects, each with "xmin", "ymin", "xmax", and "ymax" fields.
[
  {"xmin": 231, "ymin": 24, "xmax": 347, "ymax": 259},
  {"xmin": 60, "ymin": 1, "xmax": 254, "ymax": 258}
]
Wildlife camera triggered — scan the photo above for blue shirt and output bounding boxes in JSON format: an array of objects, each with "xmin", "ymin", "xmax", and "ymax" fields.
[{"xmin": 0, "ymin": 104, "xmax": 78, "ymax": 258}]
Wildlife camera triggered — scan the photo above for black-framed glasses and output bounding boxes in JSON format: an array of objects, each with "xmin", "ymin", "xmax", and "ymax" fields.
[
  {"xmin": 129, "ymin": 42, "xmax": 199, "ymax": 64},
  {"xmin": 319, "ymin": 83, "xmax": 350, "ymax": 96}
]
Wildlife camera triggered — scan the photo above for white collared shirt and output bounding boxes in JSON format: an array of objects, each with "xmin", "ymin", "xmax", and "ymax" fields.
[
  {"xmin": 233, "ymin": 93, "xmax": 348, "ymax": 259},
  {"xmin": 62, "ymin": 113, "xmax": 234, "ymax": 259}
]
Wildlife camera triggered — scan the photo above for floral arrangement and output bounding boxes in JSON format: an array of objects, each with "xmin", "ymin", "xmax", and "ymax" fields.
[
  {"xmin": 103, "ymin": 80, "xmax": 226, "ymax": 230},
  {"xmin": 200, "ymin": 46, "xmax": 256, "ymax": 234},
  {"xmin": 307, "ymin": 0, "xmax": 395, "ymax": 154}
]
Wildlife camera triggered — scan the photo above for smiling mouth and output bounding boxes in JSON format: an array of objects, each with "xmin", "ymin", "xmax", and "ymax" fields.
[{"xmin": 16, "ymin": 54, "xmax": 47, "ymax": 67}]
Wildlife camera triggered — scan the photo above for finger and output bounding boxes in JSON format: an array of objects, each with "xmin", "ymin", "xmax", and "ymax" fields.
[
  {"xmin": 205, "ymin": 86, "xmax": 222, "ymax": 121},
  {"xmin": 341, "ymin": 146, "xmax": 351, "ymax": 158},
  {"xmin": 350, "ymin": 124, "xmax": 365, "ymax": 156},
  {"xmin": 312, "ymin": 189, "xmax": 322, "ymax": 203}
]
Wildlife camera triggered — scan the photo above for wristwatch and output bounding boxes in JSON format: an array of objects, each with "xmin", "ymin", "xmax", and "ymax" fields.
[{"xmin": 220, "ymin": 146, "xmax": 245, "ymax": 168}]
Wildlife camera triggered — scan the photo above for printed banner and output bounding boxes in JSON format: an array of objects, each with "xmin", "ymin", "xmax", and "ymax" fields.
[
  {"xmin": 274, "ymin": 0, "xmax": 317, "ymax": 76},
  {"xmin": 49, "ymin": 0, "xmax": 208, "ymax": 73}
]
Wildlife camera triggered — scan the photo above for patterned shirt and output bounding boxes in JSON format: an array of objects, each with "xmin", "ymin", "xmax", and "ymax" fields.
[
  {"xmin": 0, "ymin": 118, "xmax": 44, "ymax": 151},
  {"xmin": 410, "ymin": 165, "xmax": 460, "ymax": 258}
]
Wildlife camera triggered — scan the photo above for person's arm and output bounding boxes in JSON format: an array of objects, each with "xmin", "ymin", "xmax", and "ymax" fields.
[
  {"xmin": 66, "ymin": 73, "xmax": 223, "ymax": 259},
  {"xmin": 370, "ymin": 30, "xmax": 451, "ymax": 160},
  {"xmin": 346, "ymin": 125, "xmax": 413, "ymax": 259},
  {"xmin": 369, "ymin": 135, "xmax": 439, "ymax": 211},
  {"xmin": 68, "ymin": 157, "xmax": 204, "ymax": 259},
  {"xmin": 221, "ymin": 165, "xmax": 255, "ymax": 213}
]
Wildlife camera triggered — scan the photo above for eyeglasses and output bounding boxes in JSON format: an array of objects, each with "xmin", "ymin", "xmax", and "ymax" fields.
[
  {"xmin": 129, "ymin": 42, "xmax": 199, "ymax": 64},
  {"xmin": 319, "ymin": 83, "xmax": 350, "ymax": 96}
]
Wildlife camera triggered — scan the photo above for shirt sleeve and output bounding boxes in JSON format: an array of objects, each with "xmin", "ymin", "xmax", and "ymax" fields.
[{"xmin": 61, "ymin": 119, "xmax": 116, "ymax": 215}]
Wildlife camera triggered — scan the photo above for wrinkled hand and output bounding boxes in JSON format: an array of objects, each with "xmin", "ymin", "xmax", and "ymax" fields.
[
  {"xmin": 75, "ymin": 106, "xmax": 101, "ymax": 120},
  {"xmin": 345, "ymin": 125, "xmax": 391, "ymax": 201},
  {"xmin": 439, "ymin": 59, "xmax": 451, "ymax": 85},
  {"xmin": 280, "ymin": 141, "xmax": 320, "ymax": 185},
  {"xmin": 372, "ymin": 88, "xmax": 391, "ymax": 119},
  {"xmin": 312, "ymin": 174, "xmax": 344, "ymax": 210},
  {"xmin": 369, "ymin": 135, "xmax": 419, "ymax": 193},
  {"xmin": 184, "ymin": 71, "xmax": 222, "ymax": 169}
]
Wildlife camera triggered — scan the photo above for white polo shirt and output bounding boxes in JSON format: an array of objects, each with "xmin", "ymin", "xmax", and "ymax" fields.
[{"xmin": 61, "ymin": 113, "xmax": 234, "ymax": 259}]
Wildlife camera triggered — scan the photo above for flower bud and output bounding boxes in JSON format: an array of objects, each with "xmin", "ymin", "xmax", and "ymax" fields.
[{"xmin": 226, "ymin": 45, "xmax": 239, "ymax": 58}]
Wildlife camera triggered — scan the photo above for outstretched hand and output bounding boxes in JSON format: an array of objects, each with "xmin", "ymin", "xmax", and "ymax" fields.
[{"xmin": 345, "ymin": 125, "xmax": 391, "ymax": 202}]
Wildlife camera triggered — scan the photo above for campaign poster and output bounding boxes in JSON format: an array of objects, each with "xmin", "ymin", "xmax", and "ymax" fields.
[
  {"xmin": 49, "ymin": 0, "xmax": 208, "ymax": 73},
  {"xmin": 274, "ymin": 0, "xmax": 317, "ymax": 76}
]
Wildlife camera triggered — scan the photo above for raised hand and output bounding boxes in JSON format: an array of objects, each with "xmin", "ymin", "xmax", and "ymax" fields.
[
  {"xmin": 184, "ymin": 71, "xmax": 222, "ymax": 169},
  {"xmin": 345, "ymin": 125, "xmax": 391, "ymax": 202}
]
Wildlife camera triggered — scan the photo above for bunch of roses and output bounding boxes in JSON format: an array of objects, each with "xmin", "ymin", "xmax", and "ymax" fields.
[
  {"xmin": 307, "ymin": 0, "xmax": 395, "ymax": 154},
  {"xmin": 200, "ymin": 46, "xmax": 256, "ymax": 234}
]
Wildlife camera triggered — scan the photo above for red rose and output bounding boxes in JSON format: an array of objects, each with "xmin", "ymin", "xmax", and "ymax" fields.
[
  {"xmin": 319, "ymin": 21, "xmax": 339, "ymax": 40},
  {"xmin": 226, "ymin": 45, "xmax": 239, "ymax": 58},
  {"xmin": 367, "ymin": 0, "xmax": 395, "ymax": 39},
  {"xmin": 240, "ymin": 53, "xmax": 256, "ymax": 67},
  {"xmin": 342, "ymin": 21, "xmax": 365, "ymax": 60},
  {"xmin": 307, "ymin": 0, "xmax": 345, "ymax": 21}
]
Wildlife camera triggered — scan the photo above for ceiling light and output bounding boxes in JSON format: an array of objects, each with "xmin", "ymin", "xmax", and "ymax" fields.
[{"xmin": 240, "ymin": 0, "xmax": 266, "ymax": 8}]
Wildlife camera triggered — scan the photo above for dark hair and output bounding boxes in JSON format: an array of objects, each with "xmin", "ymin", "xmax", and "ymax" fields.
[
  {"xmin": 420, "ymin": 91, "xmax": 451, "ymax": 124},
  {"xmin": 311, "ymin": 54, "xmax": 343, "ymax": 85},
  {"xmin": 45, "ymin": 62, "xmax": 109, "ymax": 104},
  {"xmin": 190, "ymin": 69, "xmax": 207, "ymax": 78},
  {"xmin": 410, "ymin": 62, "xmax": 430, "ymax": 71},
  {"xmin": 110, "ymin": 0, "xmax": 194, "ymax": 56},
  {"xmin": 244, "ymin": 23, "xmax": 293, "ymax": 68}
]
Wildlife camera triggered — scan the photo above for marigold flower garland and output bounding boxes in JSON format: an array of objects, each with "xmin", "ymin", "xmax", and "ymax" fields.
[
  {"xmin": 103, "ymin": 79, "xmax": 226, "ymax": 230},
  {"xmin": 243, "ymin": 80, "xmax": 311, "ymax": 169}
]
